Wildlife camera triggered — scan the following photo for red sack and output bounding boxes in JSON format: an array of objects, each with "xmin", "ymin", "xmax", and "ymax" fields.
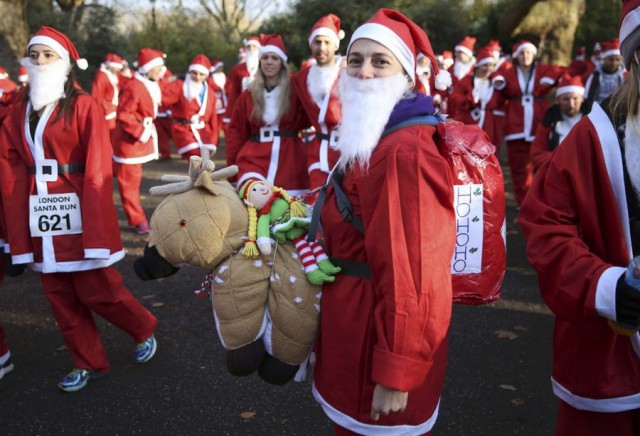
[{"xmin": 437, "ymin": 120, "xmax": 506, "ymax": 305}]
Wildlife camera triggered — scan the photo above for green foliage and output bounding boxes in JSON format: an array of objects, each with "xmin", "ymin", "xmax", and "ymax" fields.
[{"xmin": 574, "ymin": 0, "xmax": 621, "ymax": 55}]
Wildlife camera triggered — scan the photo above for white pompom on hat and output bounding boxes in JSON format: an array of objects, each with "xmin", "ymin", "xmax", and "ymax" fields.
[{"xmin": 28, "ymin": 26, "xmax": 88, "ymax": 70}]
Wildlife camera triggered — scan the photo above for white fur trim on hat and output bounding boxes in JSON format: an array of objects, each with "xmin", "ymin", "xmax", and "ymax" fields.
[
  {"xmin": 29, "ymin": 35, "xmax": 69, "ymax": 63},
  {"xmin": 556, "ymin": 85, "xmax": 585, "ymax": 97},
  {"xmin": 18, "ymin": 74, "xmax": 28, "ymax": 82},
  {"xmin": 475, "ymin": 57, "xmax": 496, "ymax": 67},
  {"xmin": 455, "ymin": 45, "xmax": 473, "ymax": 58},
  {"xmin": 512, "ymin": 42, "xmax": 537, "ymax": 58},
  {"xmin": 259, "ymin": 45, "xmax": 288, "ymax": 63},
  {"xmin": 188, "ymin": 64, "xmax": 210, "ymax": 75},
  {"xmin": 105, "ymin": 61, "xmax": 124, "ymax": 70},
  {"xmin": 308, "ymin": 27, "xmax": 343, "ymax": 48},
  {"xmin": 244, "ymin": 38, "xmax": 261, "ymax": 48},
  {"xmin": 600, "ymin": 49, "xmax": 622, "ymax": 59},
  {"xmin": 621, "ymin": 7, "xmax": 640, "ymax": 43},
  {"xmin": 349, "ymin": 22, "xmax": 415, "ymax": 81},
  {"xmin": 139, "ymin": 56, "xmax": 164, "ymax": 74}
]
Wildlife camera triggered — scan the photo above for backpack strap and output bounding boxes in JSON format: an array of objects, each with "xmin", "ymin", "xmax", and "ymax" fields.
[{"xmin": 382, "ymin": 114, "xmax": 442, "ymax": 137}]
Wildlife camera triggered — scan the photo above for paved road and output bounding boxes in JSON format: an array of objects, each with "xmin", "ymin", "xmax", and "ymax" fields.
[{"xmin": 0, "ymin": 146, "xmax": 556, "ymax": 435}]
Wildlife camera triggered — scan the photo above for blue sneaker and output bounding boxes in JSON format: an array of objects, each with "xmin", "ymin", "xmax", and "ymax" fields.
[
  {"xmin": 58, "ymin": 369, "xmax": 92, "ymax": 392},
  {"xmin": 135, "ymin": 334, "xmax": 157, "ymax": 363}
]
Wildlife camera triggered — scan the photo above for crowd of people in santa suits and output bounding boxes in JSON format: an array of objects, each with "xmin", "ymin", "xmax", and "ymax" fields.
[{"xmin": 2, "ymin": 2, "xmax": 640, "ymax": 434}]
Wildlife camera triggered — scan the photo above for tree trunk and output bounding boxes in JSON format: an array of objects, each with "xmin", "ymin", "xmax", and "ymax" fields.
[
  {"xmin": 497, "ymin": 0, "xmax": 544, "ymax": 37},
  {"xmin": 0, "ymin": 0, "xmax": 29, "ymax": 75}
]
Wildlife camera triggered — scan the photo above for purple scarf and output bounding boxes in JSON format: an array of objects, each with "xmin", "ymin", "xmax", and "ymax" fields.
[{"xmin": 385, "ymin": 93, "xmax": 437, "ymax": 131}]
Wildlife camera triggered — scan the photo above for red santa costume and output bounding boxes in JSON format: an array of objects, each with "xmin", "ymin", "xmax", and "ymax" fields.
[
  {"xmin": 449, "ymin": 46, "xmax": 503, "ymax": 145},
  {"xmin": 112, "ymin": 48, "xmax": 163, "ymax": 232},
  {"xmin": 452, "ymin": 36, "xmax": 476, "ymax": 82},
  {"xmin": 17, "ymin": 65, "xmax": 28, "ymax": 89},
  {"xmin": 163, "ymin": 55, "xmax": 218, "ymax": 159},
  {"xmin": 583, "ymin": 39, "xmax": 626, "ymax": 110},
  {"xmin": 530, "ymin": 75, "xmax": 586, "ymax": 172},
  {"xmin": 0, "ymin": 27, "xmax": 156, "ymax": 386},
  {"xmin": 227, "ymin": 34, "xmax": 309, "ymax": 195},
  {"xmin": 493, "ymin": 41, "xmax": 563, "ymax": 205},
  {"xmin": 155, "ymin": 69, "xmax": 175, "ymax": 160},
  {"xmin": 209, "ymin": 59, "xmax": 229, "ymax": 140},
  {"xmin": 225, "ymin": 36, "xmax": 261, "ymax": 132},
  {"xmin": 313, "ymin": 10, "xmax": 455, "ymax": 434},
  {"xmin": 91, "ymin": 52, "xmax": 124, "ymax": 144},
  {"xmin": 291, "ymin": 14, "xmax": 344, "ymax": 189}
]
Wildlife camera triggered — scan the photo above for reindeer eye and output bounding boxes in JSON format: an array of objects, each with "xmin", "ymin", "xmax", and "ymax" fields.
[{"xmin": 179, "ymin": 219, "xmax": 187, "ymax": 227}]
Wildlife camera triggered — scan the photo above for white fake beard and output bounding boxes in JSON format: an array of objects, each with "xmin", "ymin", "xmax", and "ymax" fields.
[
  {"xmin": 25, "ymin": 59, "xmax": 70, "ymax": 111},
  {"xmin": 625, "ymin": 120, "xmax": 640, "ymax": 197},
  {"xmin": 336, "ymin": 71, "xmax": 408, "ymax": 171},
  {"xmin": 246, "ymin": 51, "xmax": 259, "ymax": 75},
  {"xmin": 453, "ymin": 60, "xmax": 473, "ymax": 80},
  {"xmin": 212, "ymin": 72, "xmax": 226, "ymax": 89},
  {"xmin": 184, "ymin": 74, "xmax": 204, "ymax": 101},
  {"xmin": 307, "ymin": 63, "xmax": 340, "ymax": 107},
  {"xmin": 135, "ymin": 72, "xmax": 162, "ymax": 108}
]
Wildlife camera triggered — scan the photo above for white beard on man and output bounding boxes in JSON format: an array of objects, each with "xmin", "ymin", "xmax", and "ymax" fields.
[
  {"xmin": 23, "ymin": 58, "xmax": 70, "ymax": 111},
  {"xmin": 336, "ymin": 70, "xmax": 409, "ymax": 171},
  {"xmin": 246, "ymin": 51, "xmax": 259, "ymax": 76},
  {"xmin": 184, "ymin": 74, "xmax": 204, "ymax": 102},
  {"xmin": 307, "ymin": 62, "xmax": 340, "ymax": 107}
]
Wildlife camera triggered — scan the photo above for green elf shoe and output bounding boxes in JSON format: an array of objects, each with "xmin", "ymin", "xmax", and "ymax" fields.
[
  {"xmin": 306, "ymin": 269, "xmax": 336, "ymax": 285},
  {"xmin": 317, "ymin": 259, "xmax": 341, "ymax": 275}
]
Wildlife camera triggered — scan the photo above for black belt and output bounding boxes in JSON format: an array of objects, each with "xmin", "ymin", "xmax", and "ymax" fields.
[
  {"xmin": 29, "ymin": 163, "xmax": 85, "ymax": 175},
  {"xmin": 319, "ymin": 132, "xmax": 333, "ymax": 141},
  {"xmin": 249, "ymin": 130, "xmax": 299, "ymax": 142},
  {"xmin": 329, "ymin": 257, "xmax": 372, "ymax": 279},
  {"xmin": 173, "ymin": 118, "xmax": 194, "ymax": 125}
]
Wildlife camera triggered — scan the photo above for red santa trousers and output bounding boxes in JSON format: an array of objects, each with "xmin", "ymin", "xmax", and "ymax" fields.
[
  {"xmin": 505, "ymin": 138, "xmax": 533, "ymax": 206},
  {"xmin": 155, "ymin": 117, "xmax": 174, "ymax": 159},
  {"xmin": 40, "ymin": 267, "xmax": 157, "ymax": 372},
  {"xmin": 557, "ymin": 401, "xmax": 640, "ymax": 436},
  {"xmin": 114, "ymin": 162, "xmax": 147, "ymax": 226}
]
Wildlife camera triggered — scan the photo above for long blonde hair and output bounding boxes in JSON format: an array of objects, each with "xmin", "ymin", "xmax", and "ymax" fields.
[
  {"xmin": 610, "ymin": 61, "xmax": 639, "ymax": 133},
  {"xmin": 249, "ymin": 58, "xmax": 290, "ymax": 124}
]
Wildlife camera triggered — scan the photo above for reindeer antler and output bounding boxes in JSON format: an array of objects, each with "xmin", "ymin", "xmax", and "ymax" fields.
[{"xmin": 149, "ymin": 146, "xmax": 239, "ymax": 196}]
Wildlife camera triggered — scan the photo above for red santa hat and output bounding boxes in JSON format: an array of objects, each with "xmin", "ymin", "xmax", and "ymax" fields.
[
  {"xmin": 593, "ymin": 42, "xmax": 602, "ymax": 55},
  {"xmin": 243, "ymin": 36, "xmax": 261, "ymax": 48},
  {"xmin": 620, "ymin": 0, "xmax": 640, "ymax": 68},
  {"xmin": 210, "ymin": 59, "xmax": 224, "ymax": 72},
  {"xmin": 28, "ymin": 26, "xmax": 88, "ymax": 70},
  {"xmin": 441, "ymin": 50, "xmax": 454, "ymax": 66},
  {"xmin": 555, "ymin": 74, "xmax": 585, "ymax": 97},
  {"xmin": 188, "ymin": 54, "xmax": 212, "ymax": 75},
  {"xmin": 455, "ymin": 36, "xmax": 477, "ymax": 58},
  {"xmin": 308, "ymin": 13, "xmax": 345, "ymax": 49},
  {"xmin": 347, "ymin": 8, "xmax": 451, "ymax": 90},
  {"xmin": 512, "ymin": 40, "xmax": 537, "ymax": 58},
  {"xmin": 600, "ymin": 38, "xmax": 621, "ymax": 59},
  {"xmin": 104, "ymin": 52, "xmax": 124, "ymax": 70},
  {"xmin": 576, "ymin": 46, "xmax": 586, "ymax": 57},
  {"xmin": 259, "ymin": 34, "xmax": 288, "ymax": 63},
  {"xmin": 487, "ymin": 40, "xmax": 502, "ymax": 55},
  {"xmin": 0, "ymin": 66, "xmax": 7, "ymax": 80},
  {"xmin": 17, "ymin": 65, "xmax": 28, "ymax": 83},
  {"xmin": 475, "ymin": 46, "xmax": 497, "ymax": 67},
  {"xmin": 137, "ymin": 48, "xmax": 165, "ymax": 74}
]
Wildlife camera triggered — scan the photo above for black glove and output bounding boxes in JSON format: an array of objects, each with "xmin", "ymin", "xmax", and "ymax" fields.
[
  {"xmin": 616, "ymin": 273, "xmax": 640, "ymax": 328},
  {"xmin": 4, "ymin": 253, "xmax": 27, "ymax": 277}
]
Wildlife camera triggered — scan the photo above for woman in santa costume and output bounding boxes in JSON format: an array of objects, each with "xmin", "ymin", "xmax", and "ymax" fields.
[
  {"xmin": 112, "ymin": 48, "xmax": 165, "ymax": 234},
  {"xmin": 449, "ymin": 45, "xmax": 504, "ymax": 146},
  {"xmin": 163, "ymin": 54, "xmax": 218, "ymax": 160},
  {"xmin": 493, "ymin": 40, "xmax": 564, "ymax": 205},
  {"xmin": 227, "ymin": 34, "xmax": 310, "ymax": 195},
  {"xmin": 0, "ymin": 27, "xmax": 158, "ymax": 392},
  {"xmin": 291, "ymin": 13, "xmax": 344, "ymax": 190},
  {"xmin": 519, "ymin": 1, "xmax": 640, "ymax": 432},
  {"xmin": 313, "ymin": 9, "xmax": 455, "ymax": 435},
  {"xmin": 91, "ymin": 52, "xmax": 124, "ymax": 143}
]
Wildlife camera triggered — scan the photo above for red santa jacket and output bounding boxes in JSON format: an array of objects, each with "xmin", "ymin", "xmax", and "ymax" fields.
[
  {"xmin": 226, "ymin": 62, "xmax": 255, "ymax": 123},
  {"xmin": 314, "ymin": 122, "xmax": 455, "ymax": 433},
  {"xmin": 449, "ymin": 73, "xmax": 504, "ymax": 145},
  {"xmin": 227, "ymin": 86, "xmax": 310, "ymax": 194},
  {"xmin": 0, "ymin": 94, "xmax": 125, "ymax": 272},
  {"xmin": 91, "ymin": 67, "xmax": 120, "ymax": 129},
  {"xmin": 493, "ymin": 63, "xmax": 564, "ymax": 142},
  {"xmin": 520, "ymin": 103, "xmax": 640, "ymax": 412},
  {"xmin": 0, "ymin": 78, "xmax": 17, "ymax": 95},
  {"xmin": 291, "ymin": 64, "xmax": 341, "ymax": 189},
  {"xmin": 112, "ymin": 73, "xmax": 160, "ymax": 164},
  {"xmin": 163, "ymin": 79, "xmax": 218, "ymax": 156}
]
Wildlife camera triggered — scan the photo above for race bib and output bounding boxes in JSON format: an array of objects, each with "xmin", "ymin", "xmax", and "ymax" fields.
[{"xmin": 29, "ymin": 193, "xmax": 82, "ymax": 237}]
